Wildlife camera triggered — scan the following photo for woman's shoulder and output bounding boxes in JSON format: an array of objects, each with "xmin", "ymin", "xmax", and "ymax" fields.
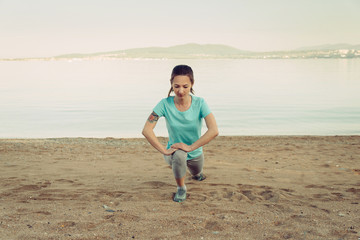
[
  {"xmin": 164, "ymin": 96, "xmax": 174, "ymax": 103},
  {"xmin": 154, "ymin": 97, "xmax": 174, "ymax": 114},
  {"xmin": 155, "ymin": 97, "xmax": 174, "ymax": 108}
]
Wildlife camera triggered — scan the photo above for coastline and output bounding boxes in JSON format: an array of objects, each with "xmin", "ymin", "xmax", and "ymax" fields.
[{"xmin": 1, "ymin": 136, "xmax": 359, "ymax": 239}]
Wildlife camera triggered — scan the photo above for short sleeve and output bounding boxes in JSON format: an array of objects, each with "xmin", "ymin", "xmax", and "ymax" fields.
[
  {"xmin": 200, "ymin": 98, "xmax": 211, "ymax": 118},
  {"xmin": 153, "ymin": 98, "xmax": 166, "ymax": 117}
]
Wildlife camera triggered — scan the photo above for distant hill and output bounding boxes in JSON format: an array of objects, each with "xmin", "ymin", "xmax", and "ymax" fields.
[
  {"xmin": 3, "ymin": 43, "xmax": 359, "ymax": 61},
  {"xmin": 295, "ymin": 43, "xmax": 360, "ymax": 51},
  {"xmin": 55, "ymin": 43, "xmax": 253, "ymax": 59}
]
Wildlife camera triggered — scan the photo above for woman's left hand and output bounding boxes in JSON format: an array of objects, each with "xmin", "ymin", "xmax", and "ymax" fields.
[{"xmin": 170, "ymin": 143, "xmax": 193, "ymax": 152}]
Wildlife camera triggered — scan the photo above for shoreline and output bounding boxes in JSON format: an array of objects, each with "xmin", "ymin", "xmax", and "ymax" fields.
[
  {"xmin": 1, "ymin": 136, "xmax": 359, "ymax": 239},
  {"xmin": 1, "ymin": 134, "xmax": 359, "ymax": 139}
]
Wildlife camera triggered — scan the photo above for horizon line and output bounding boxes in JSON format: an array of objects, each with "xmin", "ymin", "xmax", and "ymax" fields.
[{"xmin": 1, "ymin": 42, "xmax": 360, "ymax": 60}]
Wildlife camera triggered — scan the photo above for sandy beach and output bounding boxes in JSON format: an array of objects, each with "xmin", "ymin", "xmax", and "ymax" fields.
[{"xmin": 0, "ymin": 136, "xmax": 359, "ymax": 239}]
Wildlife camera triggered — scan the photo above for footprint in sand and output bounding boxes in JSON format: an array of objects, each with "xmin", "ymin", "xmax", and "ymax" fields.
[
  {"xmin": 142, "ymin": 181, "xmax": 174, "ymax": 189},
  {"xmin": 241, "ymin": 190, "xmax": 257, "ymax": 201}
]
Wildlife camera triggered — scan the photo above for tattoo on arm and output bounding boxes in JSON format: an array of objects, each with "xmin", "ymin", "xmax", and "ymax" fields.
[{"xmin": 147, "ymin": 111, "xmax": 160, "ymax": 123}]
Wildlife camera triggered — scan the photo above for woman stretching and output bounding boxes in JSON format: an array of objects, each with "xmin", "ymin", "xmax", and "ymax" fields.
[{"xmin": 142, "ymin": 65, "xmax": 218, "ymax": 202}]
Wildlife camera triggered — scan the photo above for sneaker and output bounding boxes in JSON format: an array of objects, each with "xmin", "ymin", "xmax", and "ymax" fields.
[
  {"xmin": 173, "ymin": 188, "xmax": 187, "ymax": 202},
  {"xmin": 192, "ymin": 173, "xmax": 206, "ymax": 181}
]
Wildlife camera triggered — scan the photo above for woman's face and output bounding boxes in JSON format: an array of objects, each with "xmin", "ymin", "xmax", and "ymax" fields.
[{"xmin": 172, "ymin": 75, "xmax": 192, "ymax": 98}]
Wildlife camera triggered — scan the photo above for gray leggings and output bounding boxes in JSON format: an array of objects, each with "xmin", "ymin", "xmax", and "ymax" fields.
[{"xmin": 164, "ymin": 150, "xmax": 204, "ymax": 179}]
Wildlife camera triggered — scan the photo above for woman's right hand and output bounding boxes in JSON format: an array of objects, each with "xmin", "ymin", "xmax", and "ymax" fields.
[{"xmin": 163, "ymin": 148, "xmax": 176, "ymax": 156}]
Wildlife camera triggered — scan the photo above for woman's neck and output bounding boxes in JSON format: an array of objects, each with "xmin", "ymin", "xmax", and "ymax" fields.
[{"xmin": 174, "ymin": 95, "xmax": 191, "ymax": 106}]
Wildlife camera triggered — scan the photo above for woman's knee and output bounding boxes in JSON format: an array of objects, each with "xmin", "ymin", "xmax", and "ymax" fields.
[
  {"xmin": 173, "ymin": 149, "xmax": 187, "ymax": 158},
  {"xmin": 172, "ymin": 150, "xmax": 187, "ymax": 165},
  {"xmin": 171, "ymin": 150, "xmax": 187, "ymax": 178}
]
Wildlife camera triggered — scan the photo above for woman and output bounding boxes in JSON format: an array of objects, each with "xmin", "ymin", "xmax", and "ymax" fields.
[{"xmin": 142, "ymin": 65, "xmax": 218, "ymax": 202}]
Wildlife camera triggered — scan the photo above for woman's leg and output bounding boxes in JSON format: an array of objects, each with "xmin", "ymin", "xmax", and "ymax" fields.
[
  {"xmin": 171, "ymin": 150, "xmax": 187, "ymax": 186},
  {"xmin": 164, "ymin": 150, "xmax": 188, "ymax": 202},
  {"xmin": 164, "ymin": 150, "xmax": 188, "ymax": 180}
]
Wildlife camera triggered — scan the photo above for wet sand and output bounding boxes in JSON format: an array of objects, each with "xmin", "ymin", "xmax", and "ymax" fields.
[{"xmin": 0, "ymin": 136, "xmax": 359, "ymax": 239}]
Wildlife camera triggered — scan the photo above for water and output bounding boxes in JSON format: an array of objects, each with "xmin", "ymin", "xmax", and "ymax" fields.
[{"xmin": 1, "ymin": 59, "xmax": 359, "ymax": 138}]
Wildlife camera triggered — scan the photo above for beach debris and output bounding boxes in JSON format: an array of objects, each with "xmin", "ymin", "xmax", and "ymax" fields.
[
  {"xmin": 103, "ymin": 204, "xmax": 116, "ymax": 212},
  {"xmin": 60, "ymin": 221, "xmax": 76, "ymax": 228},
  {"xmin": 338, "ymin": 213, "xmax": 345, "ymax": 217}
]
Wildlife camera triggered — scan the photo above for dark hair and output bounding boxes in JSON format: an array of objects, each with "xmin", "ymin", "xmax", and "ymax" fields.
[{"xmin": 168, "ymin": 65, "xmax": 195, "ymax": 97}]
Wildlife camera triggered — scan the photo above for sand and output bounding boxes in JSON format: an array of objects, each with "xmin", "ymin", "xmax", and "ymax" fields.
[{"xmin": 0, "ymin": 136, "xmax": 359, "ymax": 239}]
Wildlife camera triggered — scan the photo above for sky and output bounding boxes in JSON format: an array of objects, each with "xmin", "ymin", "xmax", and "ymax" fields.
[{"xmin": 1, "ymin": 0, "xmax": 359, "ymax": 58}]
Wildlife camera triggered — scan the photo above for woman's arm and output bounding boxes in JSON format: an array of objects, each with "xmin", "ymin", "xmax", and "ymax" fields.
[
  {"xmin": 171, "ymin": 113, "xmax": 219, "ymax": 152},
  {"xmin": 142, "ymin": 111, "xmax": 176, "ymax": 155}
]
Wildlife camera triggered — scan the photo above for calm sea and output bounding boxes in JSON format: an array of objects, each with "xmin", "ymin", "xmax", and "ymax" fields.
[{"xmin": 1, "ymin": 59, "xmax": 359, "ymax": 138}]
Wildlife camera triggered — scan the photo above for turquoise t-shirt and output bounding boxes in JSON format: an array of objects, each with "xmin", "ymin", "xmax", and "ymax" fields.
[{"xmin": 153, "ymin": 95, "xmax": 211, "ymax": 160}]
